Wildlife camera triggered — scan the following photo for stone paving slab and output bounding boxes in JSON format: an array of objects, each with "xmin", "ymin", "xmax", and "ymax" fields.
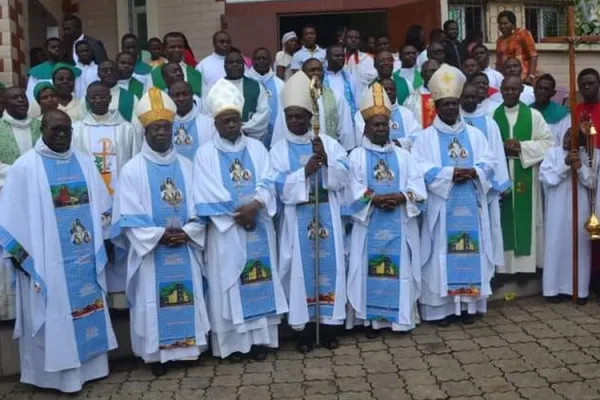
[{"xmin": 1, "ymin": 296, "xmax": 599, "ymax": 399}]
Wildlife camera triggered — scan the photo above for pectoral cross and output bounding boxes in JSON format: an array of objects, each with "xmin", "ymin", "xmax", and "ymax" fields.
[
  {"xmin": 542, "ymin": 2, "xmax": 600, "ymax": 303},
  {"xmin": 92, "ymin": 138, "xmax": 116, "ymax": 174}
]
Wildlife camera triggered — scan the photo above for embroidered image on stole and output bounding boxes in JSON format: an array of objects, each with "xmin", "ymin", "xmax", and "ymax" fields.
[
  {"xmin": 43, "ymin": 156, "xmax": 109, "ymax": 362},
  {"xmin": 217, "ymin": 149, "xmax": 276, "ymax": 321},
  {"xmin": 90, "ymin": 126, "xmax": 119, "ymax": 196},
  {"xmin": 288, "ymin": 143, "xmax": 338, "ymax": 320},
  {"xmin": 438, "ymin": 131, "xmax": 482, "ymax": 296},
  {"xmin": 365, "ymin": 150, "xmax": 403, "ymax": 322},
  {"xmin": 146, "ymin": 160, "xmax": 197, "ymax": 350},
  {"xmin": 389, "ymin": 107, "xmax": 406, "ymax": 140},
  {"xmin": 172, "ymin": 120, "xmax": 199, "ymax": 161}
]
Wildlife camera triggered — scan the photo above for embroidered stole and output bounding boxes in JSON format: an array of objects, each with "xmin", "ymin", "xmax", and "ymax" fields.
[
  {"xmin": 324, "ymin": 71, "xmax": 357, "ymax": 123},
  {"xmin": 89, "ymin": 126, "xmax": 119, "ymax": 196},
  {"xmin": 493, "ymin": 103, "xmax": 533, "ymax": 256},
  {"xmin": 145, "ymin": 158, "xmax": 197, "ymax": 349},
  {"xmin": 421, "ymin": 93, "xmax": 436, "ymax": 128},
  {"xmin": 321, "ymin": 88, "xmax": 339, "ymax": 139},
  {"xmin": 0, "ymin": 120, "xmax": 41, "ymax": 165},
  {"xmin": 151, "ymin": 65, "xmax": 202, "ymax": 97},
  {"xmin": 263, "ymin": 77, "xmax": 279, "ymax": 148},
  {"xmin": 288, "ymin": 143, "xmax": 338, "ymax": 319},
  {"xmin": 390, "ymin": 107, "xmax": 406, "ymax": 139},
  {"xmin": 42, "ymin": 155, "xmax": 109, "ymax": 362},
  {"xmin": 216, "ymin": 148, "xmax": 276, "ymax": 321},
  {"xmin": 533, "ymin": 101, "xmax": 569, "ymax": 125},
  {"xmin": 365, "ymin": 149, "xmax": 403, "ymax": 322},
  {"xmin": 242, "ymin": 77, "xmax": 260, "ymax": 123},
  {"xmin": 128, "ymin": 78, "xmax": 144, "ymax": 100},
  {"xmin": 463, "ymin": 115, "xmax": 488, "ymax": 138},
  {"xmin": 172, "ymin": 119, "xmax": 200, "ymax": 161},
  {"xmin": 437, "ymin": 130, "xmax": 482, "ymax": 296},
  {"xmin": 117, "ymin": 88, "xmax": 135, "ymax": 122}
]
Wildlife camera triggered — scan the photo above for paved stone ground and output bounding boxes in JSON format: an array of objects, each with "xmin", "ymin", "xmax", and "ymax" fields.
[{"xmin": 2, "ymin": 296, "xmax": 600, "ymax": 400}]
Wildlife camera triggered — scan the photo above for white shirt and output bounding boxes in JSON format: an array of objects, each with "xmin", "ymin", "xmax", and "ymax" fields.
[
  {"xmin": 75, "ymin": 61, "xmax": 99, "ymax": 95},
  {"xmin": 274, "ymin": 50, "xmax": 294, "ymax": 81},
  {"xmin": 72, "ymin": 34, "xmax": 85, "ymax": 64},
  {"xmin": 290, "ymin": 46, "xmax": 327, "ymax": 70},
  {"xmin": 416, "ymin": 49, "xmax": 428, "ymax": 69},
  {"xmin": 484, "ymin": 67, "xmax": 504, "ymax": 90},
  {"xmin": 196, "ymin": 53, "xmax": 226, "ymax": 98}
]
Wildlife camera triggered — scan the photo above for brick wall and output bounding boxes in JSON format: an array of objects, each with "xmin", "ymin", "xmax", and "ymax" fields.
[
  {"xmin": 0, "ymin": 0, "xmax": 28, "ymax": 86},
  {"xmin": 157, "ymin": 0, "xmax": 225, "ymax": 61}
]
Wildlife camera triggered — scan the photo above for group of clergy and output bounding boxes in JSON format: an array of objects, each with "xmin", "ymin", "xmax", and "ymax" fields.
[{"xmin": 1, "ymin": 26, "xmax": 600, "ymax": 394}]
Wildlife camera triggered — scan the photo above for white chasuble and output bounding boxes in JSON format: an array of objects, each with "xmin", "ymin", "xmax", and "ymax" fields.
[
  {"xmin": 270, "ymin": 132, "xmax": 349, "ymax": 330},
  {"xmin": 346, "ymin": 137, "xmax": 426, "ymax": 331},
  {"xmin": 194, "ymin": 135, "xmax": 287, "ymax": 358},
  {"xmin": 0, "ymin": 140, "xmax": 117, "ymax": 393},
  {"xmin": 112, "ymin": 143, "xmax": 210, "ymax": 363},
  {"xmin": 540, "ymin": 146, "xmax": 592, "ymax": 298},
  {"xmin": 412, "ymin": 118, "xmax": 497, "ymax": 321}
]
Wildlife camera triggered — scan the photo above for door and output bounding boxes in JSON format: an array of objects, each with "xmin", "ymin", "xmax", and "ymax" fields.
[{"xmin": 388, "ymin": 0, "xmax": 442, "ymax": 51}]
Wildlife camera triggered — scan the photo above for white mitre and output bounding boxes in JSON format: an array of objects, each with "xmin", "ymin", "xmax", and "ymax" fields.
[
  {"xmin": 360, "ymin": 82, "xmax": 392, "ymax": 121},
  {"xmin": 282, "ymin": 71, "xmax": 313, "ymax": 113},
  {"xmin": 205, "ymin": 78, "xmax": 245, "ymax": 118},
  {"xmin": 135, "ymin": 87, "xmax": 177, "ymax": 128},
  {"xmin": 428, "ymin": 64, "xmax": 466, "ymax": 101}
]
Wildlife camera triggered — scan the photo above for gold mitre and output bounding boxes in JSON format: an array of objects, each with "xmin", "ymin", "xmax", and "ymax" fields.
[
  {"xmin": 429, "ymin": 64, "xmax": 466, "ymax": 101},
  {"xmin": 135, "ymin": 87, "xmax": 177, "ymax": 128},
  {"xmin": 360, "ymin": 82, "xmax": 392, "ymax": 121},
  {"xmin": 282, "ymin": 71, "xmax": 313, "ymax": 113}
]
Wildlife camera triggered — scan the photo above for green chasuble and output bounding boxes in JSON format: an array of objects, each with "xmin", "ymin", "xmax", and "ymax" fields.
[
  {"xmin": 493, "ymin": 102, "xmax": 533, "ymax": 256},
  {"xmin": 532, "ymin": 101, "xmax": 569, "ymax": 125},
  {"xmin": 0, "ymin": 119, "xmax": 41, "ymax": 164},
  {"xmin": 128, "ymin": 77, "xmax": 144, "ymax": 100},
  {"xmin": 392, "ymin": 69, "xmax": 423, "ymax": 105},
  {"xmin": 118, "ymin": 88, "xmax": 135, "ymax": 122},
  {"xmin": 151, "ymin": 64, "xmax": 202, "ymax": 97},
  {"xmin": 134, "ymin": 60, "xmax": 152, "ymax": 76},
  {"xmin": 242, "ymin": 77, "xmax": 260, "ymax": 122}
]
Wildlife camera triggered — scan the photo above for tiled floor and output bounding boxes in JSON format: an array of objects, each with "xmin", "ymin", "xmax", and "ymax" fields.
[{"xmin": 2, "ymin": 296, "xmax": 600, "ymax": 400}]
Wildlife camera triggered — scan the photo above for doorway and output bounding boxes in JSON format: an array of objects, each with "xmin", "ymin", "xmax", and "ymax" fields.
[{"xmin": 278, "ymin": 11, "xmax": 387, "ymax": 50}]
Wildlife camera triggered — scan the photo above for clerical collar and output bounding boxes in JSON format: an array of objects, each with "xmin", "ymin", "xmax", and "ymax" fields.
[
  {"xmin": 175, "ymin": 103, "xmax": 200, "ymax": 123},
  {"xmin": 3, "ymin": 110, "xmax": 31, "ymax": 128},
  {"xmin": 83, "ymin": 110, "xmax": 123, "ymax": 126},
  {"xmin": 246, "ymin": 67, "xmax": 273, "ymax": 82},
  {"xmin": 141, "ymin": 141, "xmax": 177, "ymax": 165},
  {"xmin": 35, "ymin": 138, "xmax": 72, "ymax": 160},
  {"xmin": 362, "ymin": 135, "xmax": 393, "ymax": 153},
  {"xmin": 286, "ymin": 129, "xmax": 314, "ymax": 144},
  {"xmin": 214, "ymin": 132, "xmax": 247, "ymax": 153}
]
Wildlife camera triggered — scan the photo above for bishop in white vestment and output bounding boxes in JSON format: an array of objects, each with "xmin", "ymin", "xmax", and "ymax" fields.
[
  {"xmin": 270, "ymin": 71, "xmax": 349, "ymax": 352},
  {"xmin": 461, "ymin": 82, "xmax": 511, "ymax": 267},
  {"xmin": 72, "ymin": 82, "xmax": 142, "ymax": 307},
  {"xmin": 346, "ymin": 82, "xmax": 426, "ymax": 337},
  {"xmin": 194, "ymin": 79, "xmax": 287, "ymax": 360},
  {"xmin": 0, "ymin": 110, "xmax": 117, "ymax": 392},
  {"xmin": 412, "ymin": 65, "xmax": 498, "ymax": 325},
  {"xmin": 540, "ymin": 130, "xmax": 592, "ymax": 301},
  {"xmin": 113, "ymin": 89, "xmax": 210, "ymax": 376},
  {"xmin": 354, "ymin": 77, "xmax": 421, "ymax": 150},
  {"xmin": 493, "ymin": 76, "xmax": 554, "ymax": 274}
]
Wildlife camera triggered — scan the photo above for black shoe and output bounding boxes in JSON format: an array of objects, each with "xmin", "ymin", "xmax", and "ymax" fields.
[
  {"xmin": 436, "ymin": 317, "xmax": 452, "ymax": 327},
  {"xmin": 251, "ymin": 346, "xmax": 269, "ymax": 361},
  {"xmin": 365, "ymin": 327, "xmax": 381, "ymax": 339},
  {"xmin": 461, "ymin": 314, "xmax": 476, "ymax": 325},
  {"xmin": 228, "ymin": 352, "xmax": 245, "ymax": 363},
  {"xmin": 295, "ymin": 332, "xmax": 313, "ymax": 354},
  {"xmin": 150, "ymin": 363, "xmax": 168, "ymax": 377},
  {"xmin": 577, "ymin": 297, "xmax": 589, "ymax": 306},
  {"xmin": 322, "ymin": 335, "xmax": 339, "ymax": 350},
  {"xmin": 546, "ymin": 296, "xmax": 562, "ymax": 304}
]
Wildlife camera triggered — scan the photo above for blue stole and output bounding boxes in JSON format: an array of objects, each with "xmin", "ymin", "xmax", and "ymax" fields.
[
  {"xmin": 324, "ymin": 71, "xmax": 357, "ymax": 124},
  {"xmin": 390, "ymin": 106, "xmax": 406, "ymax": 140},
  {"xmin": 42, "ymin": 155, "xmax": 109, "ymax": 363},
  {"xmin": 463, "ymin": 115, "xmax": 488, "ymax": 138},
  {"xmin": 287, "ymin": 143, "xmax": 338, "ymax": 320},
  {"xmin": 263, "ymin": 77, "xmax": 278, "ymax": 149},
  {"xmin": 172, "ymin": 119, "xmax": 200, "ymax": 161},
  {"xmin": 437, "ymin": 129, "xmax": 482, "ymax": 296},
  {"xmin": 216, "ymin": 148, "xmax": 276, "ymax": 321},
  {"xmin": 144, "ymin": 159, "xmax": 197, "ymax": 350},
  {"xmin": 365, "ymin": 149, "xmax": 403, "ymax": 322}
]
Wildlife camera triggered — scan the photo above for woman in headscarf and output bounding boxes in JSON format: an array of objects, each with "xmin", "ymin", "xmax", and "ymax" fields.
[{"xmin": 34, "ymin": 82, "xmax": 59, "ymax": 118}]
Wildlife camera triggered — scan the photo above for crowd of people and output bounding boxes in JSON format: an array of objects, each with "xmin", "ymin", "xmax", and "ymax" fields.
[{"xmin": 0, "ymin": 10, "xmax": 599, "ymax": 394}]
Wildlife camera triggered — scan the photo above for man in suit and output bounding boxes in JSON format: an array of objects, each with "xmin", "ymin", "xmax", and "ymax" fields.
[{"xmin": 63, "ymin": 14, "xmax": 107, "ymax": 64}]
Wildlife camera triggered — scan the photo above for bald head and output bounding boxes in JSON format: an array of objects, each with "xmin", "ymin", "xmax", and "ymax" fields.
[{"xmin": 41, "ymin": 109, "xmax": 72, "ymax": 153}]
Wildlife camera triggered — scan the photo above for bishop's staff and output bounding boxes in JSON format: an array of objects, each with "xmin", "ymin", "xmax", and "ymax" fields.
[{"xmin": 309, "ymin": 75, "xmax": 322, "ymax": 346}]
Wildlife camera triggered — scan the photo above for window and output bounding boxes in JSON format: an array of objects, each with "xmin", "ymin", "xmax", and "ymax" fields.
[
  {"xmin": 449, "ymin": 4, "xmax": 486, "ymax": 42},
  {"xmin": 525, "ymin": 6, "xmax": 565, "ymax": 42},
  {"xmin": 130, "ymin": 0, "xmax": 148, "ymax": 44}
]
